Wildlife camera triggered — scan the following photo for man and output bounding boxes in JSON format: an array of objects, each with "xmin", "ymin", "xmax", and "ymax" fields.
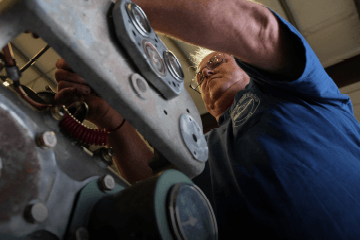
[{"xmin": 54, "ymin": 0, "xmax": 360, "ymax": 238}]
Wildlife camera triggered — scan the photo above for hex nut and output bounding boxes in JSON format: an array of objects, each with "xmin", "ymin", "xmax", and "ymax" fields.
[
  {"xmin": 37, "ymin": 131, "xmax": 57, "ymax": 148},
  {"xmin": 101, "ymin": 147, "xmax": 115, "ymax": 164},
  {"xmin": 24, "ymin": 202, "xmax": 48, "ymax": 223},
  {"xmin": 50, "ymin": 105, "xmax": 67, "ymax": 121},
  {"xmin": 98, "ymin": 174, "xmax": 115, "ymax": 192}
]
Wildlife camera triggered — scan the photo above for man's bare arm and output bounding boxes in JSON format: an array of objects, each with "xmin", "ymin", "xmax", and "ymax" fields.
[
  {"xmin": 132, "ymin": 0, "xmax": 304, "ymax": 79},
  {"xmin": 91, "ymin": 111, "xmax": 154, "ymax": 184},
  {"xmin": 107, "ymin": 121, "xmax": 154, "ymax": 184}
]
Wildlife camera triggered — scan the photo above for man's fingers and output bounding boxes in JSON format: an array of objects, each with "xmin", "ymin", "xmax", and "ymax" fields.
[
  {"xmin": 54, "ymin": 88, "xmax": 85, "ymax": 106},
  {"xmin": 54, "ymin": 88, "xmax": 76, "ymax": 105},
  {"xmin": 56, "ymin": 58, "xmax": 74, "ymax": 72},
  {"xmin": 55, "ymin": 69, "xmax": 87, "ymax": 85},
  {"xmin": 57, "ymin": 80, "xmax": 91, "ymax": 95}
]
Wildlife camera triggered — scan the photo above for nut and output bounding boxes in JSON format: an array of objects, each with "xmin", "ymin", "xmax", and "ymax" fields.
[
  {"xmin": 101, "ymin": 147, "xmax": 115, "ymax": 165},
  {"xmin": 51, "ymin": 105, "xmax": 67, "ymax": 121}
]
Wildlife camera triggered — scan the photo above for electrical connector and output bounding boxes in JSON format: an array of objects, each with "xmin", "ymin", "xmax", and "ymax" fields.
[{"xmin": 5, "ymin": 65, "xmax": 21, "ymax": 87}]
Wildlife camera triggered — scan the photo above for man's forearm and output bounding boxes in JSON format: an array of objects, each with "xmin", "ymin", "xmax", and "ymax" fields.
[
  {"xmin": 91, "ymin": 111, "xmax": 154, "ymax": 184},
  {"xmin": 131, "ymin": 0, "xmax": 288, "ymax": 75},
  {"xmin": 131, "ymin": 0, "xmax": 267, "ymax": 50},
  {"xmin": 106, "ymin": 120, "xmax": 154, "ymax": 184}
]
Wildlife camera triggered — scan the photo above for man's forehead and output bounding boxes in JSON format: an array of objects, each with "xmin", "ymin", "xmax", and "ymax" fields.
[{"xmin": 198, "ymin": 52, "xmax": 217, "ymax": 71}]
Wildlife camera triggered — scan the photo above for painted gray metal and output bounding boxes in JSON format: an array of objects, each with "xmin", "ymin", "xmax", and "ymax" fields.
[
  {"xmin": 0, "ymin": 80, "xmax": 129, "ymax": 239},
  {"xmin": 112, "ymin": 0, "xmax": 185, "ymax": 99},
  {"xmin": 0, "ymin": 0, "xmax": 209, "ymax": 238},
  {"xmin": 0, "ymin": 0, "xmax": 207, "ymax": 179}
]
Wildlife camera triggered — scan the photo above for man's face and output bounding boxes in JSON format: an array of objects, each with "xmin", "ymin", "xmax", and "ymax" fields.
[{"xmin": 197, "ymin": 52, "xmax": 250, "ymax": 121}]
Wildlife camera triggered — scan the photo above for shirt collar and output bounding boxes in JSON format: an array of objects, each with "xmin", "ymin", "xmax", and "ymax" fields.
[{"xmin": 217, "ymin": 79, "xmax": 253, "ymax": 127}]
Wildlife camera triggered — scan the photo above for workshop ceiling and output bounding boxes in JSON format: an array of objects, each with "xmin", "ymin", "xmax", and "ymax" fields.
[{"xmin": 3, "ymin": 0, "xmax": 360, "ymax": 117}]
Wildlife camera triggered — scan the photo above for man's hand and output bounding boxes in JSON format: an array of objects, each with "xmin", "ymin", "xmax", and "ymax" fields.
[{"xmin": 54, "ymin": 58, "xmax": 124, "ymax": 129}]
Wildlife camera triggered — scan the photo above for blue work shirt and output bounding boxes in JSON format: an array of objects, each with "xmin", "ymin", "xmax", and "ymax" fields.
[{"xmin": 192, "ymin": 7, "xmax": 360, "ymax": 239}]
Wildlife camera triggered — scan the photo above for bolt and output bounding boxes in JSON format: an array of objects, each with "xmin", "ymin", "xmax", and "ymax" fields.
[
  {"xmin": 24, "ymin": 202, "xmax": 48, "ymax": 223},
  {"xmin": 74, "ymin": 227, "xmax": 89, "ymax": 240},
  {"xmin": 36, "ymin": 131, "xmax": 57, "ymax": 148},
  {"xmin": 50, "ymin": 105, "xmax": 67, "ymax": 120},
  {"xmin": 98, "ymin": 174, "xmax": 115, "ymax": 192},
  {"xmin": 101, "ymin": 147, "xmax": 115, "ymax": 165}
]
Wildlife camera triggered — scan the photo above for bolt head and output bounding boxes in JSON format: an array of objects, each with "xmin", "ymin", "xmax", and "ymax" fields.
[
  {"xmin": 99, "ymin": 175, "xmax": 115, "ymax": 191},
  {"xmin": 25, "ymin": 202, "xmax": 48, "ymax": 223},
  {"xmin": 37, "ymin": 131, "xmax": 57, "ymax": 148}
]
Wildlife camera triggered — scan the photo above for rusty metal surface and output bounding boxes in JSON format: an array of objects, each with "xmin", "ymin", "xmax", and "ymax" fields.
[{"xmin": 0, "ymin": 104, "xmax": 41, "ymax": 223}]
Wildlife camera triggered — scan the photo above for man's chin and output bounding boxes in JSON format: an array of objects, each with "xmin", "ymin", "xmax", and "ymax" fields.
[{"xmin": 213, "ymin": 93, "xmax": 234, "ymax": 109}]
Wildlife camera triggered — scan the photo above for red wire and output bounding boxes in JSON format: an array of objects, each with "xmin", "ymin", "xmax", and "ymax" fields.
[{"xmin": 2, "ymin": 44, "xmax": 16, "ymax": 67}]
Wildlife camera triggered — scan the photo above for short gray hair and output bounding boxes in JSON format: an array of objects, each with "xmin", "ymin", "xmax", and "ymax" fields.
[
  {"xmin": 189, "ymin": 47, "xmax": 215, "ymax": 71},
  {"xmin": 188, "ymin": 47, "xmax": 215, "ymax": 90}
]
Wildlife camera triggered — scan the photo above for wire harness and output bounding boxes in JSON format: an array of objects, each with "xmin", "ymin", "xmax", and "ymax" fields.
[{"xmin": 1, "ymin": 43, "xmax": 125, "ymax": 146}]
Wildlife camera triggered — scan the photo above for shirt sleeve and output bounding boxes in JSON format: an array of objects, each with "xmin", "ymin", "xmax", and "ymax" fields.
[{"xmin": 234, "ymin": 7, "xmax": 353, "ymax": 114}]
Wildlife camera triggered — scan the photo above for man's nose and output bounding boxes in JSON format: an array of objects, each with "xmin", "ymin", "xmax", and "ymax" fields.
[{"xmin": 202, "ymin": 67, "xmax": 214, "ymax": 78}]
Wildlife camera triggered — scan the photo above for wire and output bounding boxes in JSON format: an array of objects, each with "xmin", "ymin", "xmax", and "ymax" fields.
[
  {"xmin": 1, "ymin": 42, "xmax": 114, "ymax": 146},
  {"xmin": 2, "ymin": 43, "xmax": 16, "ymax": 67}
]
